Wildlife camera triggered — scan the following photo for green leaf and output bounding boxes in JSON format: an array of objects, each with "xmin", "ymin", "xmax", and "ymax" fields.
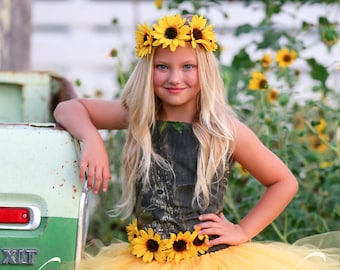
[
  {"xmin": 231, "ymin": 48, "xmax": 254, "ymax": 69},
  {"xmin": 235, "ymin": 24, "xmax": 254, "ymax": 36},
  {"xmin": 257, "ymin": 30, "xmax": 282, "ymax": 49},
  {"xmin": 318, "ymin": 16, "xmax": 331, "ymax": 26},
  {"xmin": 306, "ymin": 58, "xmax": 329, "ymax": 86},
  {"xmin": 75, "ymin": 79, "xmax": 82, "ymax": 87}
]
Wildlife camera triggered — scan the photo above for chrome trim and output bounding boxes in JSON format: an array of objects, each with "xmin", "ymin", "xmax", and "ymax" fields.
[{"xmin": 75, "ymin": 182, "xmax": 91, "ymax": 266}]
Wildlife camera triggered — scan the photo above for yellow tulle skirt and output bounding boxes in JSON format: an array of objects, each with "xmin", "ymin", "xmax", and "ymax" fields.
[{"xmin": 76, "ymin": 232, "xmax": 340, "ymax": 270}]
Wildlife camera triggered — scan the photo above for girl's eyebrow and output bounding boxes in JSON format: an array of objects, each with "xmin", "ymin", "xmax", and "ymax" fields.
[{"xmin": 154, "ymin": 58, "xmax": 197, "ymax": 64}]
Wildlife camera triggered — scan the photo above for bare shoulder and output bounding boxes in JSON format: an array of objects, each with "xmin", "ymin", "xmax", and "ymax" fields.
[
  {"xmin": 231, "ymin": 118, "xmax": 297, "ymax": 186},
  {"xmin": 233, "ymin": 119, "xmax": 270, "ymax": 163},
  {"xmin": 232, "ymin": 118, "xmax": 259, "ymax": 143}
]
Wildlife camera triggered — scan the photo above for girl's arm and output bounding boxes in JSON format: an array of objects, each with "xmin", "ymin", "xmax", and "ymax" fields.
[
  {"xmin": 53, "ymin": 98, "xmax": 129, "ymax": 193},
  {"xmin": 197, "ymin": 119, "xmax": 298, "ymax": 246}
]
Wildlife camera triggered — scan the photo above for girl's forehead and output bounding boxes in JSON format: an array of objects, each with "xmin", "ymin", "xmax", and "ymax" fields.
[{"xmin": 154, "ymin": 45, "xmax": 197, "ymax": 60}]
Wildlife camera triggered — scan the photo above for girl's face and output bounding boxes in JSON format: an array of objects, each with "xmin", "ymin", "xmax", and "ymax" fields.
[{"xmin": 153, "ymin": 44, "xmax": 200, "ymax": 122}]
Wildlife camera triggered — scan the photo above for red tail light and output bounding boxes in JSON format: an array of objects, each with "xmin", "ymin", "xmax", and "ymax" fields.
[{"xmin": 0, "ymin": 207, "xmax": 30, "ymax": 224}]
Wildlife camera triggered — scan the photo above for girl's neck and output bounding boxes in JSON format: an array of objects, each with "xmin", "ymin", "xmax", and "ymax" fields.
[{"xmin": 157, "ymin": 108, "xmax": 196, "ymax": 123}]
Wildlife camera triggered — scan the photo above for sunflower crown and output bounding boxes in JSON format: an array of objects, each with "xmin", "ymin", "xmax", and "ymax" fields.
[
  {"xmin": 127, "ymin": 218, "xmax": 210, "ymax": 263},
  {"xmin": 135, "ymin": 14, "xmax": 218, "ymax": 58}
]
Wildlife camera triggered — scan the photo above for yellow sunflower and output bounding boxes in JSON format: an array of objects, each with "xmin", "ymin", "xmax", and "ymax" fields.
[
  {"xmin": 237, "ymin": 162, "xmax": 249, "ymax": 178},
  {"xmin": 131, "ymin": 227, "xmax": 168, "ymax": 263},
  {"xmin": 166, "ymin": 231, "xmax": 197, "ymax": 264},
  {"xmin": 191, "ymin": 227, "xmax": 209, "ymax": 255},
  {"xmin": 135, "ymin": 22, "xmax": 154, "ymax": 58},
  {"xmin": 260, "ymin": 53, "xmax": 272, "ymax": 69},
  {"xmin": 320, "ymin": 161, "xmax": 333, "ymax": 169},
  {"xmin": 309, "ymin": 133, "xmax": 328, "ymax": 154},
  {"xmin": 188, "ymin": 14, "xmax": 217, "ymax": 52},
  {"xmin": 315, "ymin": 118, "xmax": 327, "ymax": 134},
  {"xmin": 276, "ymin": 48, "xmax": 297, "ymax": 68},
  {"xmin": 152, "ymin": 14, "xmax": 190, "ymax": 52},
  {"xmin": 126, "ymin": 218, "xmax": 139, "ymax": 243},
  {"xmin": 248, "ymin": 71, "xmax": 268, "ymax": 90},
  {"xmin": 266, "ymin": 88, "xmax": 279, "ymax": 103},
  {"xmin": 154, "ymin": 0, "xmax": 162, "ymax": 9}
]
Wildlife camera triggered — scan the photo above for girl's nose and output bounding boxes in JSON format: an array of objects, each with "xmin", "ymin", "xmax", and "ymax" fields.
[{"xmin": 168, "ymin": 69, "xmax": 181, "ymax": 84}]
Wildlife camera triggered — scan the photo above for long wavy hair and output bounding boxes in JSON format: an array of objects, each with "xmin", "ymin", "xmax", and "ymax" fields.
[{"xmin": 115, "ymin": 45, "xmax": 236, "ymax": 219}]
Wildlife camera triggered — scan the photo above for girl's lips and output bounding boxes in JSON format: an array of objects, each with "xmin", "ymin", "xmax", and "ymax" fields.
[{"xmin": 166, "ymin": 87, "xmax": 185, "ymax": 93}]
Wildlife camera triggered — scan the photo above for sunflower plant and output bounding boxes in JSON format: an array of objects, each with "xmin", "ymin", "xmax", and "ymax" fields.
[{"xmin": 215, "ymin": 1, "xmax": 340, "ymax": 242}]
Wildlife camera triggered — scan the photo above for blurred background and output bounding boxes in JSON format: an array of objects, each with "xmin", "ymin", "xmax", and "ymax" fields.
[{"xmin": 1, "ymin": 0, "xmax": 339, "ymax": 99}]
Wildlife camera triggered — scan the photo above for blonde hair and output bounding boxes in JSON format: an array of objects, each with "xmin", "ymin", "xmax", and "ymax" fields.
[{"xmin": 115, "ymin": 45, "xmax": 236, "ymax": 219}]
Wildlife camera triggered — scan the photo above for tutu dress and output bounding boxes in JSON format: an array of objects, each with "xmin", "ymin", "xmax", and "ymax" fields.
[{"xmin": 78, "ymin": 121, "xmax": 340, "ymax": 270}]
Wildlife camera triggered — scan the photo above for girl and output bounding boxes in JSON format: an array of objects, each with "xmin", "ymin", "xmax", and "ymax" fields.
[{"xmin": 54, "ymin": 14, "xmax": 339, "ymax": 270}]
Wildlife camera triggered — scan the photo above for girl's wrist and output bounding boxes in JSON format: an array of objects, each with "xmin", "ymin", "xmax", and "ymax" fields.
[
  {"xmin": 234, "ymin": 223, "xmax": 253, "ymax": 244},
  {"xmin": 81, "ymin": 129, "xmax": 103, "ymax": 144}
]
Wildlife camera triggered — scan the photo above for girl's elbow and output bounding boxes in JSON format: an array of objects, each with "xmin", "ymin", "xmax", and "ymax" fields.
[
  {"xmin": 53, "ymin": 100, "xmax": 76, "ymax": 125},
  {"xmin": 53, "ymin": 101, "xmax": 67, "ymax": 122}
]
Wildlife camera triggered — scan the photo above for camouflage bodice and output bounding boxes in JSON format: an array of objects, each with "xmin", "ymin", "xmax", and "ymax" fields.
[{"xmin": 134, "ymin": 121, "xmax": 229, "ymax": 238}]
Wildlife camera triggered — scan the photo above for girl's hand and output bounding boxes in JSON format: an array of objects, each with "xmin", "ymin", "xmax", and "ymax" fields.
[
  {"xmin": 195, "ymin": 213, "xmax": 249, "ymax": 246},
  {"xmin": 79, "ymin": 136, "xmax": 111, "ymax": 194},
  {"xmin": 53, "ymin": 99, "xmax": 128, "ymax": 194}
]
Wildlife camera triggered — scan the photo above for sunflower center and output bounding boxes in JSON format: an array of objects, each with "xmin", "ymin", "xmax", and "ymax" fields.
[
  {"xmin": 193, "ymin": 236, "xmax": 204, "ymax": 246},
  {"xmin": 193, "ymin": 28, "xmax": 203, "ymax": 39},
  {"xmin": 270, "ymin": 91, "xmax": 278, "ymax": 99},
  {"xmin": 173, "ymin": 240, "xmax": 187, "ymax": 252},
  {"xmin": 143, "ymin": 34, "xmax": 148, "ymax": 43},
  {"xmin": 261, "ymin": 58, "xmax": 270, "ymax": 66},
  {"xmin": 259, "ymin": 79, "xmax": 268, "ymax": 89},
  {"xmin": 146, "ymin": 239, "xmax": 159, "ymax": 252},
  {"xmin": 165, "ymin": 27, "xmax": 178, "ymax": 39},
  {"xmin": 283, "ymin": 55, "xmax": 291, "ymax": 63},
  {"xmin": 313, "ymin": 138, "xmax": 322, "ymax": 148}
]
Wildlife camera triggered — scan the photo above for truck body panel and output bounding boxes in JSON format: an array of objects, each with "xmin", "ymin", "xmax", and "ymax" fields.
[{"xmin": 0, "ymin": 72, "xmax": 88, "ymax": 270}]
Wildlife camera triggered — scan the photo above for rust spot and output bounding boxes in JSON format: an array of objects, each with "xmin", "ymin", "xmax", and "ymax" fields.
[
  {"xmin": 59, "ymin": 184, "xmax": 64, "ymax": 187},
  {"xmin": 72, "ymin": 185, "xmax": 77, "ymax": 193},
  {"xmin": 61, "ymin": 165, "xmax": 64, "ymax": 169},
  {"xmin": 72, "ymin": 196, "xmax": 75, "ymax": 199},
  {"xmin": 73, "ymin": 160, "xmax": 79, "ymax": 168}
]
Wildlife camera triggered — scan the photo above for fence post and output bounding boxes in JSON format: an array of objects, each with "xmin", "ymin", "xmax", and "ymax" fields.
[{"xmin": 0, "ymin": 0, "xmax": 32, "ymax": 71}]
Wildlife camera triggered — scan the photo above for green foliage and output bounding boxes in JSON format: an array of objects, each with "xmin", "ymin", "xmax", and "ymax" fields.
[{"xmin": 88, "ymin": 0, "xmax": 340, "ymax": 245}]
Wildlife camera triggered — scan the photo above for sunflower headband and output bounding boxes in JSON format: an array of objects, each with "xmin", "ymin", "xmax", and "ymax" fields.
[{"xmin": 135, "ymin": 14, "xmax": 218, "ymax": 58}]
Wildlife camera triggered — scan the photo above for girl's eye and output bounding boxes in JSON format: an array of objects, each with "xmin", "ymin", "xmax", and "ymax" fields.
[
  {"xmin": 155, "ymin": 64, "xmax": 167, "ymax": 70},
  {"xmin": 183, "ymin": 64, "xmax": 194, "ymax": 70}
]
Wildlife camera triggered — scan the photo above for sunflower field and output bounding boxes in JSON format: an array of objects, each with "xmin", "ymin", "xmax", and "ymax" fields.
[{"xmin": 87, "ymin": 0, "xmax": 340, "ymax": 245}]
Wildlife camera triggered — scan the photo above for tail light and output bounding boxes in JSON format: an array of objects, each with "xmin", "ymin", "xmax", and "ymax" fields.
[
  {"xmin": 0, "ymin": 206, "xmax": 41, "ymax": 230},
  {"xmin": 0, "ymin": 207, "xmax": 30, "ymax": 224}
]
